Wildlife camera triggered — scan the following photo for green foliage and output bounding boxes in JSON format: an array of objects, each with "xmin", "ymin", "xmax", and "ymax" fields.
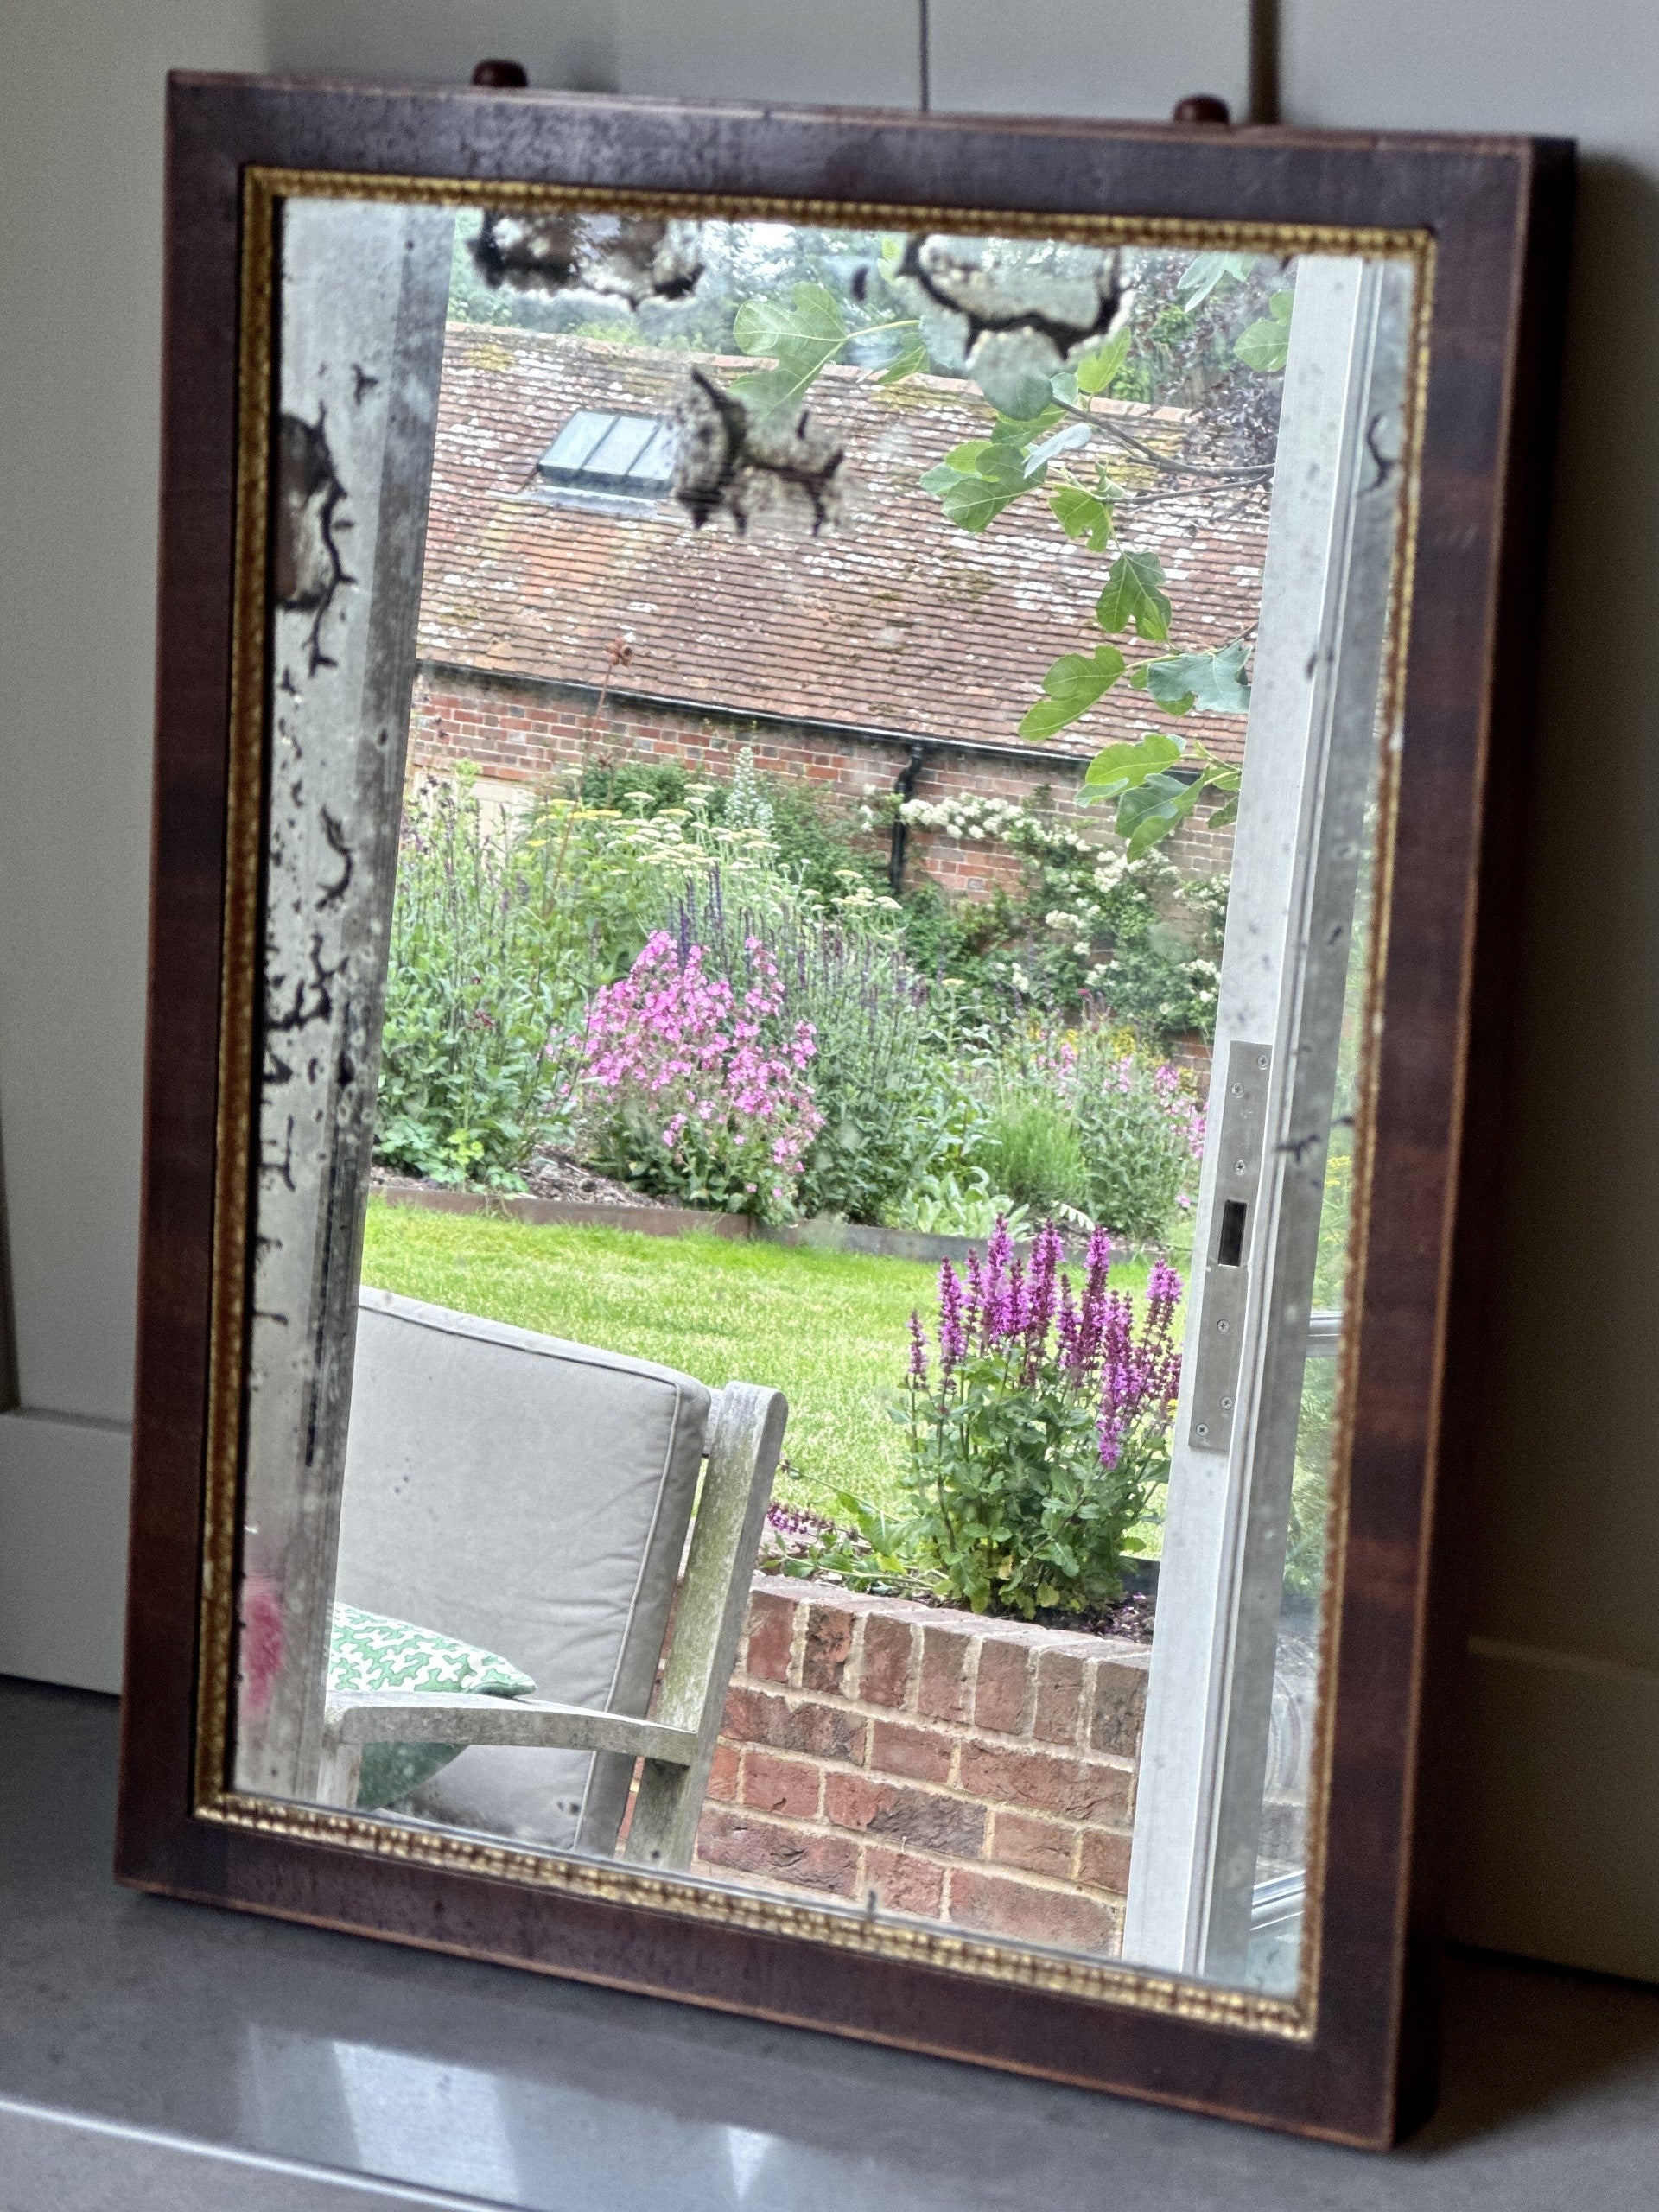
[
  {"xmin": 918, "ymin": 411, "xmax": 1063, "ymax": 531},
  {"xmin": 1016, "ymin": 645, "xmax": 1126, "ymax": 741},
  {"xmin": 581, "ymin": 749, "xmax": 884, "ymax": 907},
  {"xmin": 733, "ymin": 276, "xmax": 921, "ymax": 419},
  {"xmin": 979, "ymin": 1096, "xmax": 1090, "ymax": 1217},
  {"xmin": 664, "ymin": 884, "xmax": 973, "ymax": 1227},
  {"xmin": 1135, "ymin": 640, "xmax": 1253, "ymax": 716},
  {"xmin": 1175, "ymin": 251, "xmax": 1258, "ymax": 311},
  {"xmin": 905, "ymin": 1355, "xmax": 1160, "ymax": 1616},
  {"xmin": 580, "ymin": 758, "xmax": 692, "ymax": 814},
  {"xmin": 1095, "ymin": 550, "xmax": 1173, "ymax": 642},
  {"xmin": 378, "ymin": 760, "xmax": 867, "ymax": 1190},
  {"xmin": 888, "ymin": 248, "xmax": 1286, "ymax": 855},
  {"xmin": 1234, "ymin": 289, "xmax": 1295, "ymax": 372},
  {"xmin": 1048, "ymin": 483, "xmax": 1115, "ymax": 550},
  {"xmin": 899, "ymin": 1237, "xmax": 1181, "ymax": 1618},
  {"xmin": 887, "ymin": 791, "xmax": 1224, "ymax": 1045},
  {"xmin": 885, "ymin": 1167, "xmax": 1029, "ymax": 1241},
  {"xmin": 1079, "ymin": 728, "xmax": 1243, "ymax": 854},
  {"xmin": 984, "ymin": 1024, "xmax": 1204, "ymax": 1239},
  {"xmin": 375, "ymin": 779, "xmax": 586, "ymax": 1187},
  {"xmin": 1069, "ymin": 1051, "xmax": 1202, "ymax": 1238},
  {"xmin": 734, "ymin": 281, "xmax": 856, "ymax": 416},
  {"xmin": 1071, "ymin": 326, "xmax": 1134, "ymax": 395}
]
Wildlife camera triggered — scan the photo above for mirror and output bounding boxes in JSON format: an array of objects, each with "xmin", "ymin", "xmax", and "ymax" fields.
[{"xmin": 227, "ymin": 182, "xmax": 1416, "ymax": 2002}]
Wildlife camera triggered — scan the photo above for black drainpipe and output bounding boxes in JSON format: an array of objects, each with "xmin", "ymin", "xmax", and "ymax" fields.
[{"xmin": 887, "ymin": 741, "xmax": 928, "ymax": 898}]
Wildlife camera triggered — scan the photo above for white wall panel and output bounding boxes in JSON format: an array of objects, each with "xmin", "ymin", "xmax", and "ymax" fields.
[
  {"xmin": 263, "ymin": 1, "xmax": 623, "ymax": 92},
  {"xmin": 614, "ymin": 2, "xmax": 919, "ymax": 107},
  {"xmin": 1282, "ymin": 0, "xmax": 1659, "ymax": 1979},
  {"xmin": 0, "ymin": 0, "xmax": 267, "ymax": 1427},
  {"xmin": 927, "ymin": 0, "xmax": 1248, "ymax": 124},
  {"xmin": 264, "ymin": 1, "xmax": 921, "ymax": 107},
  {"xmin": 0, "ymin": 1413, "xmax": 129, "ymax": 1692}
]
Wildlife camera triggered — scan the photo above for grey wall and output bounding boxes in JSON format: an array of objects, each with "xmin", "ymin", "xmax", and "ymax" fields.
[{"xmin": 1, "ymin": 0, "xmax": 1653, "ymax": 1980}]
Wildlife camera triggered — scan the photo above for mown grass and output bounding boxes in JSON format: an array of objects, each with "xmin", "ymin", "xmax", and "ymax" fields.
[{"xmin": 360, "ymin": 1200, "xmax": 1161, "ymax": 1522}]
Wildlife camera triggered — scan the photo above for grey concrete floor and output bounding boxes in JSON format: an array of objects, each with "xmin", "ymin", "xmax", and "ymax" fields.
[{"xmin": 3, "ymin": 1675, "xmax": 1657, "ymax": 2210}]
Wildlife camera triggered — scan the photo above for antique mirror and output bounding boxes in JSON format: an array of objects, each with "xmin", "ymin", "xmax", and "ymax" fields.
[{"xmin": 117, "ymin": 75, "xmax": 1572, "ymax": 2145}]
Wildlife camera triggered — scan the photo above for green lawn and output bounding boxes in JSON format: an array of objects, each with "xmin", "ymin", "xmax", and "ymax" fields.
[{"xmin": 361, "ymin": 1201, "xmax": 1161, "ymax": 1523}]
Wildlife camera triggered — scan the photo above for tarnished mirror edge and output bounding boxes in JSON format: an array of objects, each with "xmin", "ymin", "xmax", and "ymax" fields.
[{"xmin": 188, "ymin": 160, "xmax": 1433, "ymax": 2037}]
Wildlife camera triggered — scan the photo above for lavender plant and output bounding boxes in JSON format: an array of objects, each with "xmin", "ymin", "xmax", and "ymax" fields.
[{"xmin": 902, "ymin": 1221, "xmax": 1181, "ymax": 1618}]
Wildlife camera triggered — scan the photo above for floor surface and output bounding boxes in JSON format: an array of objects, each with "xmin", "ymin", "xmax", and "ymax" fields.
[{"xmin": 3, "ymin": 1676, "xmax": 1657, "ymax": 2209}]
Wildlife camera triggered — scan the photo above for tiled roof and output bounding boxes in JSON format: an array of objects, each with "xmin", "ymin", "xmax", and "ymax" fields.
[{"xmin": 417, "ymin": 326, "xmax": 1266, "ymax": 764}]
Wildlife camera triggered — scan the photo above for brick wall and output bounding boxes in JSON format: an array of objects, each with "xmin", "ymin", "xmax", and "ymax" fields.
[
  {"xmin": 690, "ymin": 1575, "xmax": 1151, "ymax": 1955},
  {"xmin": 409, "ymin": 666, "xmax": 1233, "ymax": 900}
]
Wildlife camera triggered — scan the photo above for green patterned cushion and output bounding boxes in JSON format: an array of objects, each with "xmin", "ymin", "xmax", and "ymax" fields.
[{"xmin": 327, "ymin": 1604, "xmax": 536, "ymax": 1810}]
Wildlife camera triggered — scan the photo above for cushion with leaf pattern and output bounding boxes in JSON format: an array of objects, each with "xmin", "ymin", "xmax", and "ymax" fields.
[{"xmin": 327, "ymin": 1603, "xmax": 536, "ymax": 1809}]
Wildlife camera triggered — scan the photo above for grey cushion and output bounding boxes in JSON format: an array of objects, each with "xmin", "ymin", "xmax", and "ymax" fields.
[{"xmin": 334, "ymin": 1288, "xmax": 711, "ymax": 1852}]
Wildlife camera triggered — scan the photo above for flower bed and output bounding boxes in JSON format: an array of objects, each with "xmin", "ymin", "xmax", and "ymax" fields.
[{"xmin": 691, "ymin": 1575, "xmax": 1151, "ymax": 1954}]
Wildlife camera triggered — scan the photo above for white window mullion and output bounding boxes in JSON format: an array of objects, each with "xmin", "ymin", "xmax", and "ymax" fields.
[{"xmin": 1124, "ymin": 255, "xmax": 1412, "ymax": 1981}]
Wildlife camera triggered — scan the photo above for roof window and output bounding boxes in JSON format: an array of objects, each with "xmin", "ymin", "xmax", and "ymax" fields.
[{"xmin": 536, "ymin": 410, "xmax": 676, "ymax": 510}]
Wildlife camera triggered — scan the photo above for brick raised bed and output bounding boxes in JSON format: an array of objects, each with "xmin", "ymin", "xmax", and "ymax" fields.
[{"xmin": 690, "ymin": 1574, "xmax": 1151, "ymax": 1955}]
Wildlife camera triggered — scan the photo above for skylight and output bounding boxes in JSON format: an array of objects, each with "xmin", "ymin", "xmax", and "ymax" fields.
[{"xmin": 536, "ymin": 410, "xmax": 677, "ymax": 509}]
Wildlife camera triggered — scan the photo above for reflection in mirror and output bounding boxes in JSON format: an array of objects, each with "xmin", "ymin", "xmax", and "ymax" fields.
[{"xmin": 231, "ymin": 189, "xmax": 1414, "ymax": 2001}]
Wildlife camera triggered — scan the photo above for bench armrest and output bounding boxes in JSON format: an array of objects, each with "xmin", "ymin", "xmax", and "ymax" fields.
[{"xmin": 322, "ymin": 1691, "xmax": 698, "ymax": 1764}]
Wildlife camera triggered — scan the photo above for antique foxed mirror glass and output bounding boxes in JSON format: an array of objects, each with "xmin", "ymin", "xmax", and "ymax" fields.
[{"xmin": 222, "ymin": 178, "xmax": 1416, "ymax": 2005}]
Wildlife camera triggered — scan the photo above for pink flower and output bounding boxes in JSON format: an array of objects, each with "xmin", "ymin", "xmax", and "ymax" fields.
[{"xmin": 580, "ymin": 933, "xmax": 822, "ymax": 1218}]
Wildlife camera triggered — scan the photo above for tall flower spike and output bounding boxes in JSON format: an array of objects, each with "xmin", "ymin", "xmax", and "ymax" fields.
[
  {"xmin": 1056, "ymin": 1272, "xmax": 1081, "ymax": 1373},
  {"xmin": 987, "ymin": 1214, "xmax": 1014, "ymax": 1284},
  {"xmin": 1027, "ymin": 1223, "xmax": 1063, "ymax": 1357},
  {"xmin": 907, "ymin": 1309, "xmax": 929, "ymax": 1387},
  {"xmin": 938, "ymin": 1261, "xmax": 967, "ymax": 1377},
  {"xmin": 963, "ymin": 1246, "xmax": 985, "ymax": 1347},
  {"xmin": 983, "ymin": 1217, "xmax": 1012, "ymax": 1346},
  {"xmin": 998, "ymin": 1256, "xmax": 1026, "ymax": 1345}
]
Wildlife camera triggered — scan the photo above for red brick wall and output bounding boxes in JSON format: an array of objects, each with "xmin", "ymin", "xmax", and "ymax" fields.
[
  {"xmin": 409, "ymin": 667, "xmax": 1234, "ymax": 900},
  {"xmin": 690, "ymin": 1574, "xmax": 1150, "ymax": 1955}
]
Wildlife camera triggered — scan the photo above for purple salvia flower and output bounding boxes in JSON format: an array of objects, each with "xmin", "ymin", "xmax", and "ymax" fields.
[
  {"xmin": 1056, "ymin": 1274, "xmax": 1081, "ymax": 1373},
  {"xmin": 1027, "ymin": 1224, "xmax": 1063, "ymax": 1357},
  {"xmin": 995, "ymin": 1257, "xmax": 1026, "ymax": 1345},
  {"xmin": 986, "ymin": 1214, "xmax": 1013, "ymax": 1287},
  {"xmin": 907, "ymin": 1310, "xmax": 929, "ymax": 1386},
  {"xmin": 1096, "ymin": 1402, "xmax": 1126, "ymax": 1472},
  {"xmin": 938, "ymin": 1262, "xmax": 967, "ymax": 1377},
  {"xmin": 963, "ymin": 1247, "xmax": 984, "ymax": 1347}
]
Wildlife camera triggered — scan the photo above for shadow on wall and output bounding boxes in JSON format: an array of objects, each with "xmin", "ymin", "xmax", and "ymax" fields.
[{"xmin": 1453, "ymin": 152, "xmax": 1659, "ymax": 1974}]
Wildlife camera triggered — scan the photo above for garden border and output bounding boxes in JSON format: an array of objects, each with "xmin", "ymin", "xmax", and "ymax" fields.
[{"xmin": 370, "ymin": 1184, "xmax": 1161, "ymax": 1268}]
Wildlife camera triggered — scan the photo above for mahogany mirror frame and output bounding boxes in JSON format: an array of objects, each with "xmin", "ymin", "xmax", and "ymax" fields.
[{"xmin": 114, "ymin": 70, "xmax": 1573, "ymax": 2148}]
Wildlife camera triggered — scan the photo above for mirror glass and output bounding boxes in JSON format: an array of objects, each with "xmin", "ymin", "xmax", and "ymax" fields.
[{"xmin": 230, "ymin": 187, "xmax": 1416, "ymax": 1999}]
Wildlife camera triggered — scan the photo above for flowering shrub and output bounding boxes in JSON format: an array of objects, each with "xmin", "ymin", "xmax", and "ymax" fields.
[
  {"xmin": 578, "ymin": 931, "xmax": 823, "ymax": 1220},
  {"xmin": 872, "ymin": 787, "xmax": 1225, "ymax": 1045},
  {"xmin": 983, "ymin": 1024, "xmax": 1204, "ymax": 1238},
  {"xmin": 901, "ymin": 1221, "xmax": 1181, "ymax": 1618},
  {"xmin": 1057, "ymin": 1031, "xmax": 1205, "ymax": 1236},
  {"xmin": 668, "ymin": 875, "xmax": 980, "ymax": 1226},
  {"xmin": 376, "ymin": 776, "xmax": 587, "ymax": 1187}
]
